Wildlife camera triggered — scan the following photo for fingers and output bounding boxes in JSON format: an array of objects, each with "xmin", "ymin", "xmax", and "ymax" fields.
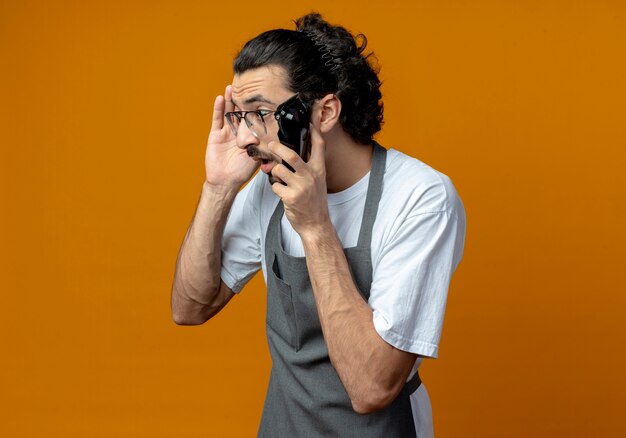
[
  {"xmin": 270, "ymin": 163, "xmax": 296, "ymax": 186},
  {"xmin": 210, "ymin": 85, "xmax": 233, "ymax": 132},
  {"xmin": 271, "ymin": 178, "xmax": 288, "ymax": 198},
  {"xmin": 224, "ymin": 85, "xmax": 234, "ymax": 113},
  {"xmin": 269, "ymin": 141, "xmax": 306, "ymax": 173},
  {"xmin": 211, "ymin": 94, "xmax": 225, "ymax": 131}
]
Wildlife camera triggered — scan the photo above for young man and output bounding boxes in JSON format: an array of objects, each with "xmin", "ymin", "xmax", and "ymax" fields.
[{"xmin": 172, "ymin": 13, "xmax": 466, "ymax": 437}]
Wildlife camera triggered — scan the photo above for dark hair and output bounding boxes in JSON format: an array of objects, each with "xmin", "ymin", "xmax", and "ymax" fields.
[{"xmin": 233, "ymin": 13, "xmax": 383, "ymax": 145}]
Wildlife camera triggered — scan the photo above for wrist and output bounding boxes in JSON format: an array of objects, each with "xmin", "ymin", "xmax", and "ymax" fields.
[
  {"xmin": 202, "ymin": 180, "xmax": 240, "ymax": 199},
  {"xmin": 300, "ymin": 219, "xmax": 337, "ymax": 249}
]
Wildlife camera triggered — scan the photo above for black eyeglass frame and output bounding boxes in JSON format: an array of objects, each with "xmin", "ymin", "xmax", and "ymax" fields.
[{"xmin": 224, "ymin": 109, "xmax": 276, "ymax": 138}]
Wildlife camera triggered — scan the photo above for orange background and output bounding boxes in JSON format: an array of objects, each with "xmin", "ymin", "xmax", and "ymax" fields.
[{"xmin": 2, "ymin": 1, "xmax": 625, "ymax": 437}]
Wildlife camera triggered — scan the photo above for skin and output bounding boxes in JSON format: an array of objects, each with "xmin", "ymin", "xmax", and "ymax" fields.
[{"xmin": 171, "ymin": 65, "xmax": 418, "ymax": 414}]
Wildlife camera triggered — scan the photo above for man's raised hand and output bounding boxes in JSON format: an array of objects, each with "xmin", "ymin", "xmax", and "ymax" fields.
[{"xmin": 205, "ymin": 85, "xmax": 259, "ymax": 188}]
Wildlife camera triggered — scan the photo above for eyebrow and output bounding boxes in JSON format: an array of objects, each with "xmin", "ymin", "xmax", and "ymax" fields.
[{"xmin": 231, "ymin": 94, "xmax": 276, "ymax": 108}]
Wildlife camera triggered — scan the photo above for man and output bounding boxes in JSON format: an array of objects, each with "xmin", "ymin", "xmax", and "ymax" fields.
[{"xmin": 171, "ymin": 13, "xmax": 465, "ymax": 437}]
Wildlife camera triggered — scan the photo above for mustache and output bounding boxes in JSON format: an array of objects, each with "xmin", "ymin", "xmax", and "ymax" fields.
[{"xmin": 246, "ymin": 146, "xmax": 272, "ymax": 161}]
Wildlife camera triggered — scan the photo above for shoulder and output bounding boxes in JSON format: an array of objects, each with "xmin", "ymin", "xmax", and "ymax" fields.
[
  {"xmin": 369, "ymin": 148, "xmax": 466, "ymax": 356},
  {"xmin": 382, "ymin": 148, "xmax": 464, "ymax": 217}
]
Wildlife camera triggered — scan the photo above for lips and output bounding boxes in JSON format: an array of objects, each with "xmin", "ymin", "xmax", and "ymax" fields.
[
  {"xmin": 248, "ymin": 150, "xmax": 274, "ymax": 174},
  {"xmin": 260, "ymin": 160, "xmax": 274, "ymax": 174}
]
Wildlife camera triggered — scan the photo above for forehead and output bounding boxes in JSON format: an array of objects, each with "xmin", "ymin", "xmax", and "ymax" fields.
[{"xmin": 231, "ymin": 65, "xmax": 292, "ymax": 107}]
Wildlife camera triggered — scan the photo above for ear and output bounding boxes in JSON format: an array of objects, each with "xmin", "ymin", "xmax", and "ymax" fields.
[{"xmin": 314, "ymin": 94, "xmax": 341, "ymax": 134}]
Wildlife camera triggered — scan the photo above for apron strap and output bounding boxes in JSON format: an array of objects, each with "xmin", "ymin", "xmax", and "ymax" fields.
[
  {"xmin": 357, "ymin": 142, "xmax": 387, "ymax": 248},
  {"xmin": 402, "ymin": 370, "xmax": 422, "ymax": 396},
  {"xmin": 267, "ymin": 198, "xmax": 285, "ymax": 239}
]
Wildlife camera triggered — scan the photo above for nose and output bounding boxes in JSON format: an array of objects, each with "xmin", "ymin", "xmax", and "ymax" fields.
[{"xmin": 235, "ymin": 119, "xmax": 260, "ymax": 150}]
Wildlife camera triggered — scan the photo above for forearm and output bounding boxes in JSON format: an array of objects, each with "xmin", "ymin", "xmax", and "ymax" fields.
[
  {"xmin": 301, "ymin": 225, "xmax": 414, "ymax": 413},
  {"xmin": 171, "ymin": 181, "xmax": 239, "ymax": 324}
]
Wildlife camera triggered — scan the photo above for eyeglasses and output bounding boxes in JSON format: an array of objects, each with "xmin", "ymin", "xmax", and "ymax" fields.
[{"xmin": 224, "ymin": 109, "xmax": 275, "ymax": 139}]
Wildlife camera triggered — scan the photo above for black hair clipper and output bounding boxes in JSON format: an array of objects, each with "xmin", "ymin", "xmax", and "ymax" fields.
[{"xmin": 275, "ymin": 95, "xmax": 310, "ymax": 172}]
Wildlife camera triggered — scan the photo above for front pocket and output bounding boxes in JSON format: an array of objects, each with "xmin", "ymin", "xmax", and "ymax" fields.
[{"xmin": 267, "ymin": 254, "xmax": 300, "ymax": 351}]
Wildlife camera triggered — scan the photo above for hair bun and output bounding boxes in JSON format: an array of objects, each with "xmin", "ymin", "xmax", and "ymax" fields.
[
  {"xmin": 295, "ymin": 12, "xmax": 327, "ymax": 33},
  {"xmin": 295, "ymin": 13, "xmax": 365, "ymax": 58}
]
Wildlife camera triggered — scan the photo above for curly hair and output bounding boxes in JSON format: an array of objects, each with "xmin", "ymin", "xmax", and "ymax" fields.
[{"xmin": 233, "ymin": 13, "xmax": 383, "ymax": 145}]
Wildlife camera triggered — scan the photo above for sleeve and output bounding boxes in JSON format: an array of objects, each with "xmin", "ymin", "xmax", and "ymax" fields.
[
  {"xmin": 369, "ymin": 203, "xmax": 466, "ymax": 358},
  {"xmin": 220, "ymin": 173, "xmax": 263, "ymax": 293}
]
